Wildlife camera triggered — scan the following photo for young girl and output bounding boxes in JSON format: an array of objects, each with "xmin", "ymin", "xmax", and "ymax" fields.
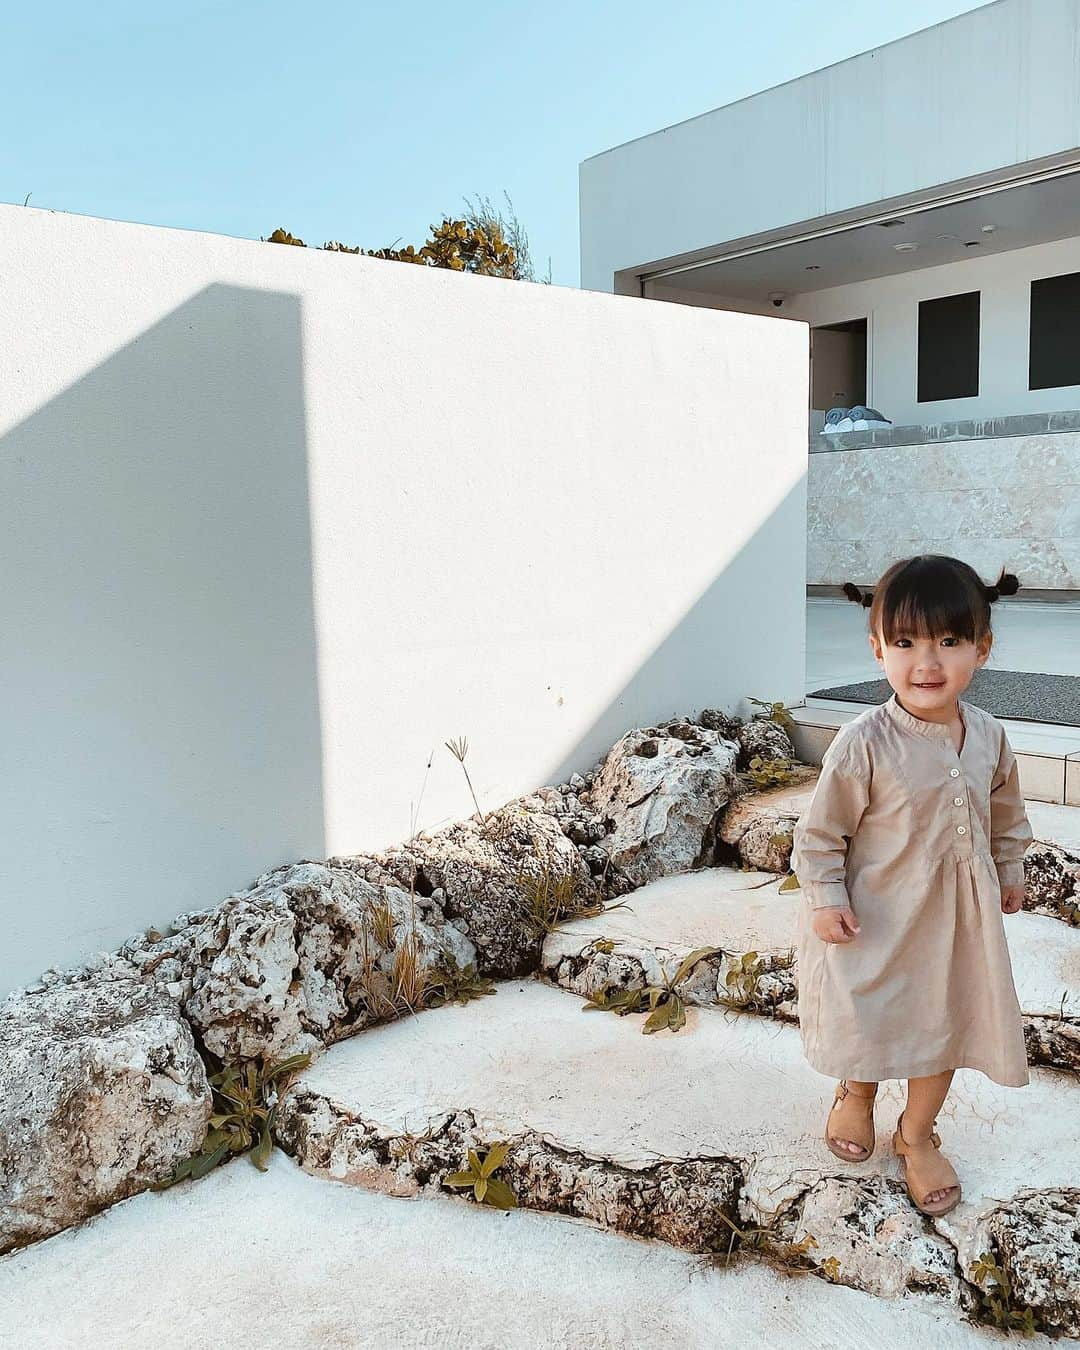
[{"xmin": 790, "ymin": 555, "xmax": 1034, "ymax": 1218}]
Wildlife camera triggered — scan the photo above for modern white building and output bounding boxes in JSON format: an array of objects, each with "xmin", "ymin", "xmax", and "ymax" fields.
[{"xmin": 580, "ymin": 0, "xmax": 1080, "ymax": 592}]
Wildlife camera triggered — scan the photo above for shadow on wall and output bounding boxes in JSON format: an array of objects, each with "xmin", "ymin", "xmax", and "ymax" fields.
[
  {"xmin": 538, "ymin": 477, "xmax": 808, "ymax": 794},
  {"xmin": 1, "ymin": 284, "xmax": 325, "ymax": 992}
]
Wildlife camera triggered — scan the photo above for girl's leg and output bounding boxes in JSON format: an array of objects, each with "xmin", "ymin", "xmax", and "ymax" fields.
[
  {"xmin": 828, "ymin": 1078, "xmax": 878, "ymax": 1155},
  {"xmin": 902, "ymin": 1069, "xmax": 957, "ymax": 1205}
]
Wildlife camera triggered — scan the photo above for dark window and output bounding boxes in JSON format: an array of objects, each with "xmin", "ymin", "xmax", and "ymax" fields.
[
  {"xmin": 917, "ymin": 291, "xmax": 980, "ymax": 402},
  {"xmin": 1029, "ymin": 271, "xmax": 1080, "ymax": 390}
]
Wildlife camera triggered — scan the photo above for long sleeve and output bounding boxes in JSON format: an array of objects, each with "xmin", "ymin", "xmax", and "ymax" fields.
[
  {"xmin": 791, "ymin": 730, "xmax": 871, "ymax": 909},
  {"xmin": 989, "ymin": 727, "xmax": 1033, "ymax": 890}
]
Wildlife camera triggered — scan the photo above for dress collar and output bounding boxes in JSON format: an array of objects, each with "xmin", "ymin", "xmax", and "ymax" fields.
[{"xmin": 883, "ymin": 689, "xmax": 965, "ymax": 740}]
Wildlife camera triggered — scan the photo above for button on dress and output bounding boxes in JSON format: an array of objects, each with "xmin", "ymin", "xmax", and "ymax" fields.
[{"xmin": 791, "ymin": 690, "xmax": 1034, "ymax": 1087}]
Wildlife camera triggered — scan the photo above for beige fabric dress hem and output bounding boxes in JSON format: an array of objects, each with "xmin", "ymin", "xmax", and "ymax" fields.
[{"xmin": 791, "ymin": 691, "xmax": 1034, "ymax": 1090}]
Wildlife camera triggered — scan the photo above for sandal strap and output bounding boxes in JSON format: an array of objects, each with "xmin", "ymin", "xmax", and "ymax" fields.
[
  {"xmin": 834, "ymin": 1079, "xmax": 877, "ymax": 1102},
  {"xmin": 895, "ymin": 1111, "xmax": 941, "ymax": 1150},
  {"xmin": 897, "ymin": 1140, "xmax": 959, "ymax": 1204},
  {"xmin": 894, "ymin": 1115, "xmax": 957, "ymax": 1205}
]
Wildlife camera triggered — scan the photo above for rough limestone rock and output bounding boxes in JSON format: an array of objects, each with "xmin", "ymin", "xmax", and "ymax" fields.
[
  {"xmin": 1022, "ymin": 1015, "xmax": 1080, "ymax": 1074},
  {"xmin": 182, "ymin": 863, "xmax": 476, "ymax": 1062},
  {"xmin": 369, "ymin": 802, "xmax": 599, "ymax": 978},
  {"xmin": 274, "ymin": 1093, "xmax": 743, "ymax": 1254},
  {"xmin": 715, "ymin": 774, "xmax": 817, "ymax": 872},
  {"xmin": 982, "ymin": 1189, "xmax": 1080, "ymax": 1337},
  {"xmin": 1024, "ymin": 843, "xmax": 1080, "ymax": 927},
  {"xmin": 736, "ymin": 715, "xmax": 797, "ymax": 768},
  {"xmin": 541, "ymin": 937, "xmax": 797, "ymax": 1023},
  {"xmin": 780, "ymin": 1174, "xmax": 959, "ymax": 1301},
  {"xmin": 586, "ymin": 720, "xmax": 740, "ymax": 886},
  {"xmin": 0, "ymin": 980, "xmax": 211, "ymax": 1254},
  {"xmin": 697, "ymin": 707, "xmax": 744, "ymax": 741},
  {"xmin": 102, "ymin": 863, "xmax": 477, "ymax": 1064}
]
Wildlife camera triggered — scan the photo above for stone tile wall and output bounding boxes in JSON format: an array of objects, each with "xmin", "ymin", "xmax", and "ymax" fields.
[{"xmin": 807, "ymin": 432, "xmax": 1080, "ymax": 588}]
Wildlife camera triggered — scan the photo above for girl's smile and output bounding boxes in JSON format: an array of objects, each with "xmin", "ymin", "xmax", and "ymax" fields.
[{"xmin": 868, "ymin": 626, "xmax": 992, "ymax": 724}]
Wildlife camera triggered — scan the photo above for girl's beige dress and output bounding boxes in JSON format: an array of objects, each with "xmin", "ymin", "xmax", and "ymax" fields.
[{"xmin": 791, "ymin": 690, "xmax": 1034, "ymax": 1087}]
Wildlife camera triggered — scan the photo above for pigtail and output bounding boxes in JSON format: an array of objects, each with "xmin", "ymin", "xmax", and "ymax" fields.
[
  {"xmin": 983, "ymin": 567, "xmax": 1021, "ymax": 604},
  {"xmin": 842, "ymin": 581, "xmax": 873, "ymax": 608}
]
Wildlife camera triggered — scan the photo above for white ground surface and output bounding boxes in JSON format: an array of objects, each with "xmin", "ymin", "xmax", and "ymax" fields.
[
  {"xmin": 1027, "ymin": 800, "xmax": 1080, "ymax": 854},
  {"xmin": 295, "ymin": 979, "xmax": 1078, "ymax": 1234},
  {"xmin": 544, "ymin": 867, "xmax": 1080, "ymax": 1018},
  {"xmin": 0, "ymin": 1151, "xmax": 1056, "ymax": 1350}
]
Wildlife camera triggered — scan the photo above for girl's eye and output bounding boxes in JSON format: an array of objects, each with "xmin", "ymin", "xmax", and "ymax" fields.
[{"xmin": 894, "ymin": 637, "xmax": 960, "ymax": 648}]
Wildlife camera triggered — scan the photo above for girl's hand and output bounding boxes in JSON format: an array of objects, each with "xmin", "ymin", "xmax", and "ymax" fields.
[
  {"xmin": 810, "ymin": 906, "xmax": 861, "ymax": 943},
  {"xmin": 1000, "ymin": 884, "xmax": 1025, "ymax": 914}
]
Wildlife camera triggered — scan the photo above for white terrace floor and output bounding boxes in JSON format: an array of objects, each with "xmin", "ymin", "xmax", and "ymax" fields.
[{"xmin": 0, "ymin": 1152, "xmax": 1045, "ymax": 1350}]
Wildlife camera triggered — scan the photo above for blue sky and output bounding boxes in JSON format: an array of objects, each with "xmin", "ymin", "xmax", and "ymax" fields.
[{"xmin": 4, "ymin": 0, "xmax": 990, "ymax": 288}]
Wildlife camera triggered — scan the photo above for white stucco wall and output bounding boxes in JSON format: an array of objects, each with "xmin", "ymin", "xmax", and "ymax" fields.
[
  {"xmin": 649, "ymin": 233, "xmax": 1080, "ymax": 427},
  {"xmin": 0, "ymin": 204, "xmax": 808, "ymax": 995},
  {"xmin": 581, "ymin": 0, "xmax": 1080, "ymax": 293}
]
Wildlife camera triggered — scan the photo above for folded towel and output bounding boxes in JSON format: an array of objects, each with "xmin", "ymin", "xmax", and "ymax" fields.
[{"xmin": 849, "ymin": 404, "xmax": 892, "ymax": 425}]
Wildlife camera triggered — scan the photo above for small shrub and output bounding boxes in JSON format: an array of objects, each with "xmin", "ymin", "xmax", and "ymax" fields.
[
  {"xmin": 442, "ymin": 1141, "xmax": 518, "ymax": 1208},
  {"xmin": 719, "ymin": 950, "xmax": 766, "ymax": 1009},
  {"xmin": 582, "ymin": 946, "xmax": 725, "ymax": 1034},
  {"xmin": 969, "ymin": 1251, "xmax": 1039, "ymax": 1337},
  {"xmin": 514, "ymin": 843, "xmax": 631, "ymax": 937},
  {"xmin": 745, "ymin": 755, "xmax": 799, "ymax": 789},
  {"xmin": 154, "ymin": 1053, "xmax": 311, "ymax": 1188},
  {"xmin": 425, "ymin": 951, "xmax": 498, "ymax": 1007},
  {"xmin": 746, "ymin": 697, "xmax": 797, "ymax": 732}
]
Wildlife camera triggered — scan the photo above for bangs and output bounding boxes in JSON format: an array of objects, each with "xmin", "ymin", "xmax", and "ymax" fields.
[{"xmin": 880, "ymin": 575, "xmax": 981, "ymax": 644}]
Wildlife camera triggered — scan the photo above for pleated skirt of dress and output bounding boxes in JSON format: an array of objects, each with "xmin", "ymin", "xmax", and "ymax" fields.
[{"xmin": 795, "ymin": 853, "xmax": 1031, "ymax": 1087}]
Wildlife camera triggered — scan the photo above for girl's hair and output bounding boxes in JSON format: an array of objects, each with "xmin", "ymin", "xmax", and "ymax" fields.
[{"xmin": 841, "ymin": 556, "xmax": 1019, "ymax": 646}]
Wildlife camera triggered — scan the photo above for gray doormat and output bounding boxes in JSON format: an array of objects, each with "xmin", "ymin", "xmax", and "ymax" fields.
[{"xmin": 807, "ymin": 669, "xmax": 1080, "ymax": 728}]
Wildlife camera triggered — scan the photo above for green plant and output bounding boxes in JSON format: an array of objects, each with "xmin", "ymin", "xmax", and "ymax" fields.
[
  {"xmin": 969, "ymin": 1251, "xmax": 1039, "ymax": 1337},
  {"xmin": 442, "ymin": 1141, "xmax": 518, "ymax": 1208},
  {"xmin": 353, "ymin": 865, "xmax": 435, "ymax": 1020},
  {"xmin": 745, "ymin": 754, "xmax": 799, "ymax": 789},
  {"xmin": 746, "ymin": 698, "xmax": 797, "ymax": 732},
  {"xmin": 154, "ymin": 1052, "xmax": 311, "ymax": 1188},
  {"xmin": 513, "ymin": 843, "xmax": 631, "ymax": 937},
  {"xmin": 719, "ymin": 950, "xmax": 766, "ymax": 1009},
  {"xmin": 389, "ymin": 922, "xmax": 432, "ymax": 1011},
  {"xmin": 425, "ymin": 951, "xmax": 498, "ymax": 1007},
  {"xmin": 582, "ymin": 946, "xmax": 724, "ymax": 1034},
  {"xmin": 457, "ymin": 189, "xmax": 550, "ymax": 284},
  {"xmin": 264, "ymin": 214, "xmax": 519, "ymax": 277},
  {"xmin": 265, "ymin": 227, "xmax": 305, "ymax": 246}
]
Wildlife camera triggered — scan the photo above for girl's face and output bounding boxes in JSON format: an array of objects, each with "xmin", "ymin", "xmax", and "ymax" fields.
[{"xmin": 869, "ymin": 620, "xmax": 991, "ymax": 713}]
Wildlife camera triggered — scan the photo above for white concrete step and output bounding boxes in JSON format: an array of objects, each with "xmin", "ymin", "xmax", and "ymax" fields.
[
  {"xmin": 274, "ymin": 977, "xmax": 1080, "ymax": 1334},
  {"xmin": 0, "ymin": 1150, "xmax": 1048, "ymax": 1350},
  {"xmin": 789, "ymin": 698, "xmax": 1080, "ymax": 807}
]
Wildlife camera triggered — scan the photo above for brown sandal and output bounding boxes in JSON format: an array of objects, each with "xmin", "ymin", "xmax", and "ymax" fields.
[
  {"xmin": 824, "ymin": 1079, "xmax": 877, "ymax": 1162},
  {"xmin": 892, "ymin": 1110, "xmax": 962, "ymax": 1216}
]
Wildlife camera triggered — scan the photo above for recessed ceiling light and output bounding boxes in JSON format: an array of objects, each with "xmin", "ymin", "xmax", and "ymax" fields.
[
  {"xmin": 981, "ymin": 224, "xmax": 997, "ymax": 234},
  {"xmin": 805, "ymin": 264, "xmax": 820, "ymax": 270},
  {"xmin": 894, "ymin": 242, "xmax": 919, "ymax": 252},
  {"xmin": 964, "ymin": 240, "xmax": 981, "ymax": 248}
]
